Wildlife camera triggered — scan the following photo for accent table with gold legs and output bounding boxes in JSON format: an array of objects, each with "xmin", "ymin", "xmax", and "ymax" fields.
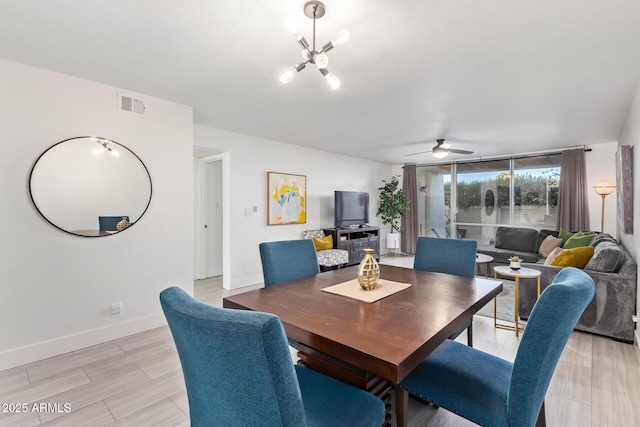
[
  {"xmin": 475, "ymin": 253, "xmax": 494, "ymax": 278},
  {"xmin": 493, "ymin": 265, "xmax": 541, "ymax": 337}
]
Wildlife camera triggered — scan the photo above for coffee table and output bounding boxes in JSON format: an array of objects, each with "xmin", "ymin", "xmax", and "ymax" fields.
[
  {"xmin": 475, "ymin": 253, "xmax": 494, "ymax": 278},
  {"xmin": 493, "ymin": 265, "xmax": 541, "ymax": 336}
]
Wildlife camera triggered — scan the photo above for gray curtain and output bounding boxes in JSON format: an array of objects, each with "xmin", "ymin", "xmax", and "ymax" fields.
[
  {"xmin": 401, "ymin": 164, "xmax": 419, "ymax": 254},
  {"xmin": 557, "ymin": 148, "xmax": 590, "ymax": 231}
]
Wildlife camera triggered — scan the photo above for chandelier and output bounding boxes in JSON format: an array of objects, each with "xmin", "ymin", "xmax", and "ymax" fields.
[{"xmin": 279, "ymin": 1, "xmax": 350, "ymax": 90}]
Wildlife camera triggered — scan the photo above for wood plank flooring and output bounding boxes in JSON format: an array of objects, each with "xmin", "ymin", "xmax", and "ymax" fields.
[{"xmin": 0, "ymin": 257, "xmax": 638, "ymax": 426}]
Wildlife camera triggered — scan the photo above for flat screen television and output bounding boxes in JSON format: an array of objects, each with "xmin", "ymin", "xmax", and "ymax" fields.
[{"xmin": 334, "ymin": 191, "xmax": 369, "ymax": 228}]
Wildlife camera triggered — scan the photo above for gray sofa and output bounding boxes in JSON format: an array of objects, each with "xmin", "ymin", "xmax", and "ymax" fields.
[
  {"xmin": 478, "ymin": 227, "xmax": 637, "ymax": 343},
  {"xmin": 476, "ymin": 226, "xmax": 557, "ymax": 267}
]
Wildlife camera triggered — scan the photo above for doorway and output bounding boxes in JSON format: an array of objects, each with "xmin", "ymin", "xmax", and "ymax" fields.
[{"xmin": 194, "ymin": 153, "xmax": 230, "ymax": 289}]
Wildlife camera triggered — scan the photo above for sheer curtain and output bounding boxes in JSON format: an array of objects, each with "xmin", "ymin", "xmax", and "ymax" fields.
[
  {"xmin": 401, "ymin": 165, "xmax": 419, "ymax": 254},
  {"xmin": 557, "ymin": 148, "xmax": 590, "ymax": 231}
]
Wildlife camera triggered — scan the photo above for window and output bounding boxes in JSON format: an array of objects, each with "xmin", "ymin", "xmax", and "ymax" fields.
[{"xmin": 417, "ymin": 154, "xmax": 561, "ymax": 244}]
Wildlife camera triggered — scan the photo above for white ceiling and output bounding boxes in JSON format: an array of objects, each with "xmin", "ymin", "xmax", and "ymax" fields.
[{"xmin": 1, "ymin": 0, "xmax": 639, "ymax": 164}]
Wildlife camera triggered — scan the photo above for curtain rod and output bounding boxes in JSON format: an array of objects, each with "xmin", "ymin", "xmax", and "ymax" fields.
[{"xmin": 404, "ymin": 145, "xmax": 591, "ymax": 168}]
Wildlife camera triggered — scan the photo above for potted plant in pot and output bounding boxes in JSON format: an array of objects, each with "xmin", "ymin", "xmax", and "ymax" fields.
[
  {"xmin": 376, "ymin": 175, "xmax": 410, "ymax": 255},
  {"xmin": 508, "ymin": 255, "xmax": 523, "ymax": 270}
]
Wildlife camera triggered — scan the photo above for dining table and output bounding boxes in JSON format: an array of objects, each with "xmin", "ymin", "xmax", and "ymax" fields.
[{"xmin": 223, "ymin": 264, "xmax": 502, "ymax": 427}]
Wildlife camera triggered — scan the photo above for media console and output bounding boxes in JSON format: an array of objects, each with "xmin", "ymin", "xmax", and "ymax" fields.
[{"xmin": 323, "ymin": 226, "xmax": 380, "ymax": 266}]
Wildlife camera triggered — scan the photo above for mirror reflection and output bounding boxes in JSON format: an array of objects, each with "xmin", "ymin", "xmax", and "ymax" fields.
[{"xmin": 29, "ymin": 136, "xmax": 152, "ymax": 237}]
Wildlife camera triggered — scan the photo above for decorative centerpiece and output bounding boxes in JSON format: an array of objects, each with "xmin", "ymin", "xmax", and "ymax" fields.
[
  {"xmin": 116, "ymin": 217, "xmax": 130, "ymax": 231},
  {"xmin": 357, "ymin": 248, "xmax": 380, "ymax": 290},
  {"xmin": 508, "ymin": 256, "xmax": 523, "ymax": 270}
]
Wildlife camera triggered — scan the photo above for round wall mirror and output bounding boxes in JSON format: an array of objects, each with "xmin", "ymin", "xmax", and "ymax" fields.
[
  {"xmin": 485, "ymin": 189, "xmax": 495, "ymax": 216},
  {"xmin": 29, "ymin": 136, "xmax": 152, "ymax": 237}
]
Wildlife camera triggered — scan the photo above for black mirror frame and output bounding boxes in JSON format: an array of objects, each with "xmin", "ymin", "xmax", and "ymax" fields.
[{"xmin": 28, "ymin": 136, "xmax": 152, "ymax": 237}]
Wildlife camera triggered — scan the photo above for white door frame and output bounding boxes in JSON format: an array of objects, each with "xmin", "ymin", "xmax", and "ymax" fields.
[{"xmin": 195, "ymin": 152, "xmax": 231, "ymax": 289}]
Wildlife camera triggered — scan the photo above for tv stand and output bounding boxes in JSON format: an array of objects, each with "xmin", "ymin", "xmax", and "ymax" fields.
[{"xmin": 323, "ymin": 226, "xmax": 380, "ymax": 266}]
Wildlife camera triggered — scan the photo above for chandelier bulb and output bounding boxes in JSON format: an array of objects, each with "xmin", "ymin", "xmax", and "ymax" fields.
[
  {"xmin": 285, "ymin": 21, "xmax": 302, "ymax": 40},
  {"xmin": 302, "ymin": 50, "xmax": 311, "ymax": 60},
  {"xmin": 314, "ymin": 53, "xmax": 329, "ymax": 69},
  {"xmin": 279, "ymin": 67, "xmax": 297, "ymax": 84},
  {"xmin": 333, "ymin": 29, "xmax": 350, "ymax": 46},
  {"xmin": 324, "ymin": 72, "xmax": 340, "ymax": 90}
]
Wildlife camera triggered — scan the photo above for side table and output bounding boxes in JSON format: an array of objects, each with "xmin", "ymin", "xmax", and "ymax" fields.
[
  {"xmin": 475, "ymin": 253, "xmax": 494, "ymax": 278},
  {"xmin": 493, "ymin": 266, "xmax": 541, "ymax": 337}
]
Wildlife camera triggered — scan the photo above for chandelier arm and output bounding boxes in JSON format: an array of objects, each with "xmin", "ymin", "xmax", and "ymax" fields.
[{"xmin": 320, "ymin": 41, "xmax": 334, "ymax": 54}]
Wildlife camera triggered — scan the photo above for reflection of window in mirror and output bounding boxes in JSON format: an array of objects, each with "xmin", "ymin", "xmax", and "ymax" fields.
[{"xmin": 29, "ymin": 136, "xmax": 151, "ymax": 237}]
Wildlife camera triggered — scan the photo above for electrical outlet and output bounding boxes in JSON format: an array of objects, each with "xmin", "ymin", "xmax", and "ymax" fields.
[{"xmin": 111, "ymin": 302, "xmax": 123, "ymax": 316}]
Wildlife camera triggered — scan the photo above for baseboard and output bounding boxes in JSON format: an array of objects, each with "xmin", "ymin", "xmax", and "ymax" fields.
[{"xmin": 0, "ymin": 313, "xmax": 167, "ymax": 371}]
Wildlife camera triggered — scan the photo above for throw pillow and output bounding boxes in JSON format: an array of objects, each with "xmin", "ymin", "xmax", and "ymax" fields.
[
  {"xmin": 563, "ymin": 231, "xmax": 596, "ymax": 249},
  {"xmin": 550, "ymin": 246, "xmax": 595, "ymax": 269},
  {"xmin": 544, "ymin": 247, "xmax": 564, "ymax": 265},
  {"xmin": 312, "ymin": 235, "xmax": 333, "ymax": 251},
  {"xmin": 558, "ymin": 229, "xmax": 575, "ymax": 247},
  {"xmin": 584, "ymin": 242, "xmax": 625, "ymax": 272},
  {"xmin": 538, "ymin": 235, "xmax": 562, "ymax": 257}
]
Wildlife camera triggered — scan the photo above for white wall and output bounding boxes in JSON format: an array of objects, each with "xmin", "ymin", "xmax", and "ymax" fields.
[
  {"xmin": 0, "ymin": 59, "xmax": 194, "ymax": 370},
  {"xmin": 618, "ymin": 82, "xmax": 640, "ymax": 346},
  {"xmin": 585, "ymin": 142, "xmax": 619, "ymax": 235},
  {"xmin": 194, "ymin": 125, "xmax": 393, "ymax": 289}
]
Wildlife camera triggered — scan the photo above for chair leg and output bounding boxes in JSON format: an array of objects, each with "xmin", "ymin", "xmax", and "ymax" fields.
[
  {"xmin": 467, "ymin": 322, "xmax": 473, "ymax": 347},
  {"xmin": 535, "ymin": 401, "xmax": 546, "ymax": 427}
]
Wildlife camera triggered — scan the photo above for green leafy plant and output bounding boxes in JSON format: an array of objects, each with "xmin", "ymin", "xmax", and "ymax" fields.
[
  {"xmin": 376, "ymin": 175, "xmax": 410, "ymax": 233},
  {"xmin": 508, "ymin": 256, "xmax": 523, "ymax": 263}
]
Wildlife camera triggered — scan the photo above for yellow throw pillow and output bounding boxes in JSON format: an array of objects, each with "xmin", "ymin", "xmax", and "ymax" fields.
[
  {"xmin": 550, "ymin": 246, "xmax": 595, "ymax": 269},
  {"xmin": 313, "ymin": 235, "xmax": 333, "ymax": 251}
]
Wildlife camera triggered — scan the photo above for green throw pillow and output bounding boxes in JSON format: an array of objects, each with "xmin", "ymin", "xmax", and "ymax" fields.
[
  {"xmin": 558, "ymin": 229, "xmax": 575, "ymax": 247},
  {"xmin": 563, "ymin": 232, "xmax": 596, "ymax": 249}
]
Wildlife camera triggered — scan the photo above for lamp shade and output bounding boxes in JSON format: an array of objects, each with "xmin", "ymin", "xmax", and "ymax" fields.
[{"xmin": 594, "ymin": 180, "xmax": 615, "ymax": 196}]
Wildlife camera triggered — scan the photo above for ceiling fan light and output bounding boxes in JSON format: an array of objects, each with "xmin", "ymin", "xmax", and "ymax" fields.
[
  {"xmin": 333, "ymin": 29, "xmax": 350, "ymax": 45},
  {"xmin": 432, "ymin": 150, "xmax": 449, "ymax": 159}
]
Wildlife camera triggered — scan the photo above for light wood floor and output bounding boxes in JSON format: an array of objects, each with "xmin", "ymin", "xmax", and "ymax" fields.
[{"xmin": 1, "ymin": 258, "xmax": 639, "ymax": 426}]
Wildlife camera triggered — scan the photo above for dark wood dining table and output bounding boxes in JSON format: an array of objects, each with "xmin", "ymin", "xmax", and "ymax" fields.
[{"xmin": 223, "ymin": 264, "xmax": 502, "ymax": 427}]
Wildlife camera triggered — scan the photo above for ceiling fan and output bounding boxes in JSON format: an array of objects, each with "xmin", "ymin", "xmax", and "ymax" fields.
[{"xmin": 404, "ymin": 139, "xmax": 474, "ymax": 159}]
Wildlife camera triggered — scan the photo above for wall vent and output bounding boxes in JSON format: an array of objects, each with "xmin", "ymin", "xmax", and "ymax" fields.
[{"xmin": 118, "ymin": 93, "xmax": 146, "ymax": 116}]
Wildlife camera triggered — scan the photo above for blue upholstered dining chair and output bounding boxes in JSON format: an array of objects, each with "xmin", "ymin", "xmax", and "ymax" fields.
[
  {"xmin": 397, "ymin": 267, "xmax": 595, "ymax": 427},
  {"xmin": 413, "ymin": 236, "xmax": 478, "ymax": 346},
  {"xmin": 160, "ymin": 286, "xmax": 385, "ymax": 427},
  {"xmin": 98, "ymin": 215, "xmax": 129, "ymax": 231},
  {"xmin": 259, "ymin": 239, "xmax": 321, "ymax": 287}
]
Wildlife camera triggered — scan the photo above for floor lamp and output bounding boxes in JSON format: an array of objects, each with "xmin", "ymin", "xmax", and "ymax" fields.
[{"xmin": 593, "ymin": 181, "xmax": 615, "ymax": 233}]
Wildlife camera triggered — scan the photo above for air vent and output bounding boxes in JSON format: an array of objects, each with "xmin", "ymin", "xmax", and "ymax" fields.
[{"xmin": 118, "ymin": 93, "xmax": 146, "ymax": 116}]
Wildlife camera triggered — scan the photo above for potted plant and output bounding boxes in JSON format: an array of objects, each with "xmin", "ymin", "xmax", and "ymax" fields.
[
  {"xmin": 508, "ymin": 255, "xmax": 523, "ymax": 270},
  {"xmin": 376, "ymin": 175, "xmax": 410, "ymax": 253}
]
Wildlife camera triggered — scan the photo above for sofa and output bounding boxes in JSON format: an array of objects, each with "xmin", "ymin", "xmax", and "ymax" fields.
[
  {"xmin": 478, "ymin": 227, "xmax": 637, "ymax": 342},
  {"xmin": 476, "ymin": 226, "xmax": 558, "ymax": 268}
]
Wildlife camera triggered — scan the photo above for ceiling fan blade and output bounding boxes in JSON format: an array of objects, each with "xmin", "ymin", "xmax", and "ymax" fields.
[
  {"xmin": 403, "ymin": 150, "xmax": 432, "ymax": 156},
  {"xmin": 447, "ymin": 148, "xmax": 474, "ymax": 155}
]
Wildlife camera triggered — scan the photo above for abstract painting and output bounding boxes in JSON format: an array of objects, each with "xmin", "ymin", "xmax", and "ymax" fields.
[
  {"xmin": 616, "ymin": 145, "xmax": 633, "ymax": 234},
  {"xmin": 268, "ymin": 172, "xmax": 306, "ymax": 225}
]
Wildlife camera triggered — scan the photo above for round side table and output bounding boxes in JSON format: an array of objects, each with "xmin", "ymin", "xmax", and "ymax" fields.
[
  {"xmin": 475, "ymin": 253, "xmax": 494, "ymax": 278},
  {"xmin": 493, "ymin": 265, "xmax": 541, "ymax": 337}
]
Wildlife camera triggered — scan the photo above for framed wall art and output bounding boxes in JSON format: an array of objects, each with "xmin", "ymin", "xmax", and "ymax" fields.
[
  {"xmin": 267, "ymin": 172, "xmax": 306, "ymax": 225},
  {"xmin": 616, "ymin": 145, "xmax": 633, "ymax": 234}
]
